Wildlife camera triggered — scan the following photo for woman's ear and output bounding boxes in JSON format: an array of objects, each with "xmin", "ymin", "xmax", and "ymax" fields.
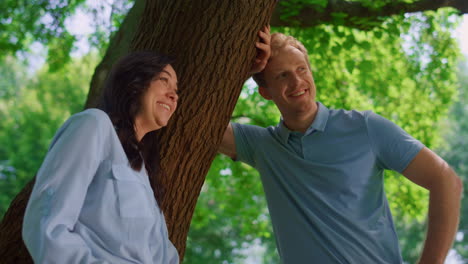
[{"xmin": 258, "ymin": 86, "xmax": 272, "ymax": 100}]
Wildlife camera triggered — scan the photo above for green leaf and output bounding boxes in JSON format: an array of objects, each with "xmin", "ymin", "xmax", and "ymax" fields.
[{"xmin": 345, "ymin": 60, "xmax": 355, "ymax": 73}]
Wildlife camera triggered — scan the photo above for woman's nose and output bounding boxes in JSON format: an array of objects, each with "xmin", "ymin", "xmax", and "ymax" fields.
[{"xmin": 168, "ymin": 91, "xmax": 178, "ymax": 102}]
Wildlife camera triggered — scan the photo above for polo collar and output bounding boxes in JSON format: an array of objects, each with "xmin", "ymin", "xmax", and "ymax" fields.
[
  {"xmin": 277, "ymin": 102, "xmax": 330, "ymax": 143},
  {"xmin": 308, "ymin": 102, "xmax": 329, "ymax": 133}
]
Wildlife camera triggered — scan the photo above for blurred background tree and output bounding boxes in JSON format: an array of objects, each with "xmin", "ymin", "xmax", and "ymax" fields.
[
  {"xmin": 437, "ymin": 60, "xmax": 468, "ymax": 262},
  {"xmin": 0, "ymin": 0, "xmax": 467, "ymax": 263},
  {"xmin": 0, "ymin": 53, "xmax": 97, "ymax": 217}
]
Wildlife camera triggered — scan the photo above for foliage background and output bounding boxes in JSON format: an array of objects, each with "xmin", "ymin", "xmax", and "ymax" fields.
[{"xmin": 0, "ymin": 1, "xmax": 466, "ymax": 263}]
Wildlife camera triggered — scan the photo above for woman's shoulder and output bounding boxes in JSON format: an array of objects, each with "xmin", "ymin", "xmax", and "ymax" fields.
[
  {"xmin": 67, "ymin": 108, "xmax": 113, "ymax": 131},
  {"xmin": 44, "ymin": 109, "xmax": 116, "ymax": 155},
  {"xmin": 77, "ymin": 108, "xmax": 110, "ymax": 121},
  {"xmin": 51, "ymin": 109, "xmax": 116, "ymax": 145}
]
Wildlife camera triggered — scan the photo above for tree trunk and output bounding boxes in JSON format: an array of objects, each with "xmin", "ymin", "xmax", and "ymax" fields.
[
  {"xmin": 130, "ymin": 0, "xmax": 276, "ymax": 258},
  {"xmin": 0, "ymin": 180, "xmax": 34, "ymax": 263},
  {"xmin": 0, "ymin": 0, "xmax": 276, "ymax": 262}
]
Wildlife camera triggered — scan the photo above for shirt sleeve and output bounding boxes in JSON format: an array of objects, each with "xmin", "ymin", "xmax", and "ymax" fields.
[
  {"xmin": 231, "ymin": 122, "xmax": 267, "ymax": 168},
  {"xmin": 157, "ymin": 211, "xmax": 179, "ymax": 264},
  {"xmin": 165, "ymin": 240, "xmax": 179, "ymax": 264},
  {"xmin": 22, "ymin": 110, "xmax": 111, "ymax": 264},
  {"xmin": 366, "ymin": 112, "xmax": 424, "ymax": 173}
]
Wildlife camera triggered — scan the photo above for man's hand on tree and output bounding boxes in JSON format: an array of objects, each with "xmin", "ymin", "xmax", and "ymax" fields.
[{"xmin": 250, "ymin": 25, "xmax": 271, "ymax": 75}]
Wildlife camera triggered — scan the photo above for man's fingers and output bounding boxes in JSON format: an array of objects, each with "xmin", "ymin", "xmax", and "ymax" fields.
[
  {"xmin": 255, "ymin": 42, "xmax": 270, "ymax": 54},
  {"xmin": 250, "ymin": 25, "xmax": 272, "ymax": 74},
  {"xmin": 258, "ymin": 31, "xmax": 271, "ymax": 44}
]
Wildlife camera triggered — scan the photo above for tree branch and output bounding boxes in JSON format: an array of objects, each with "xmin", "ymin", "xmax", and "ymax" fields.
[{"xmin": 271, "ymin": 0, "xmax": 468, "ymax": 28}]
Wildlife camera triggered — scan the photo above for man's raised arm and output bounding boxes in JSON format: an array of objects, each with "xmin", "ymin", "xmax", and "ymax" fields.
[
  {"xmin": 218, "ymin": 25, "xmax": 271, "ymax": 160},
  {"xmin": 219, "ymin": 123, "xmax": 236, "ymax": 159}
]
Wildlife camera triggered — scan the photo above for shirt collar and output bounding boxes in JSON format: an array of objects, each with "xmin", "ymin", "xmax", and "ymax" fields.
[
  {"xmin": 307, "ymin": 102, "xmax": 329, "ymax": 134},
  {"xmin": 277, "ymin": 102, "xmax": 330, "ymax": 143}
]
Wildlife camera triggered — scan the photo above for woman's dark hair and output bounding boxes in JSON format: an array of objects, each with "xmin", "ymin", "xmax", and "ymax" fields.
[{"xmin": 98, "ymin": 51, "xmax": 175, "ymax": 205}]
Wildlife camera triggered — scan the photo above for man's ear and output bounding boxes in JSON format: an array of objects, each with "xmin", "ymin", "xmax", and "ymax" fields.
[{"xmin": 259, "ymin": 86, "xmax": 272, "ymax": 100}]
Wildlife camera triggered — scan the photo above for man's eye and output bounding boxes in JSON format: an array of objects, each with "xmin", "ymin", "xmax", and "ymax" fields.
[{"xmin": 277, "ymin": 73, "xmax": 287, "ymax": 79}]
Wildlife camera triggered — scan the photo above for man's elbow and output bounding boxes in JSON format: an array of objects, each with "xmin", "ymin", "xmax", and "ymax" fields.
[
  {"xmin": 446, "ymin": 165, "xmax": 462, "ymax": 198},
  {"xmin": 453, "ymin": 173, "xmax": 463, "ymax": 199},
  {"xmin": 219, "ymin": 124, "xmax": 237, "ymax": 160},
  {"xmin": 218, "ymin": 146, "xmax": 237, "ymax": 160},
  {"xmin": 434, "ymin": 164, "xmax": 463, "ymax": 199}
]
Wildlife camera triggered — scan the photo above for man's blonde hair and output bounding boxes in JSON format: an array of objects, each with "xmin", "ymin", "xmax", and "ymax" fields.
[{"xmin": 253, "ymin": 33, "xmax": 310, "ymax": 88}]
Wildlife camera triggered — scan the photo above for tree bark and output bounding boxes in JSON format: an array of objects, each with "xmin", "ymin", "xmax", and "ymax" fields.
[
  {"xmin": 0, "ymin": 180, "xmax": 34, "ymax": 264},
  {"xmin": 129, "ymin": 0, "xmax": 276, "ymax": 257},
  {"xmin": 0, "ymin": 0, "xmax": 276, "ymax": 262}
]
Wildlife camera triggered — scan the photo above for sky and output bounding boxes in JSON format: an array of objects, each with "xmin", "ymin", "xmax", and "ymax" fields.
[{"xmin": 455, "ymin": 14, "xmax": 468, "ymax": 56}]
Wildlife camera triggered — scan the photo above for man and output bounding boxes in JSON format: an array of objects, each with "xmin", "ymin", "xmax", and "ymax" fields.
[{"xmin": 220, "ymin": 30, "xmax": 462, "ymax": 263}]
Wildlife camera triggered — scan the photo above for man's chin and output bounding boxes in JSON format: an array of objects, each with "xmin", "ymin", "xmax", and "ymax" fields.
[{"xmin": 285, "ymin": 102, "xmax": 314, "ymax": 113}]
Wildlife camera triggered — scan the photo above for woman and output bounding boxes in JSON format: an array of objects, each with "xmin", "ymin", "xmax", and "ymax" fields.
[{"xmin": 22, "ymin": 51, "xmax": 179, "ymax": 263}]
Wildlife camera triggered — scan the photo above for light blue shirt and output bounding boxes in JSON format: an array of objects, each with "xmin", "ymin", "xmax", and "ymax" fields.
[
  {"xmin": 232, "ymin": 102, "xmax": 424, "ymax": 264},
  {"xmin": 23, "ymin": 109, "xmax": 179, "ymax": 264}
]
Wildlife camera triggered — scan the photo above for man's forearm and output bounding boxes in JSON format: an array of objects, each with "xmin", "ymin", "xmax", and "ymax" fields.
[{"xmin": 418, "ymin": 167, "xmax": 462, "ymax": 264}]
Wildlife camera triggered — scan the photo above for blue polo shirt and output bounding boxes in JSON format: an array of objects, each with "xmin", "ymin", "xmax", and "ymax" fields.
[{"xmin": 232, "ymin": 102, "xmax": 424, "ymax": 264}]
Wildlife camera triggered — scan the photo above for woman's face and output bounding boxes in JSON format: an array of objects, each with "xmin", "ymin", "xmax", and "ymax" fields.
[{"xmin": 136, "ymin": 65, "xmax": 178, "ymax": 135}]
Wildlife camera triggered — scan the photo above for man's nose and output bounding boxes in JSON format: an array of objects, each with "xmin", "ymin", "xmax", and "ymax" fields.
[{"xmin": 291, "ymin": 74, "xmax": 302, "ymax": 87}]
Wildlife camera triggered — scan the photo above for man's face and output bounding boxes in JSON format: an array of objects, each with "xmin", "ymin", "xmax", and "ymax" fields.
[{"xmin": 260, "ymin": 45, "xmax": 316, "ymax": 117}]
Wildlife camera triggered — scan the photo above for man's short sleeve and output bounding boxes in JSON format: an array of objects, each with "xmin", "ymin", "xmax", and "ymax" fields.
[
  {"xmin": 231, "ymin": 123, "xmax": 267, "ymax": 168},
  {"xmin": 366, "ymin": 112, "xmax": 424, "ymax": 173}
]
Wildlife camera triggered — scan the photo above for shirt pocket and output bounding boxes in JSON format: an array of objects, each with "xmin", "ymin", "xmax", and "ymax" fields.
[{"xmin": 111, "ymin": 163, "xmax": 154, "ymax": 218}]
